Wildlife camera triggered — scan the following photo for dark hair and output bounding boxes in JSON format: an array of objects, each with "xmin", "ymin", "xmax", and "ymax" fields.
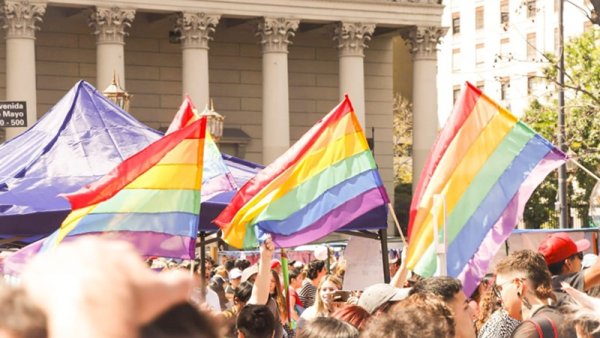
[
  {"xmin": 331, "ymin": 304, "xmax": 371, "ymax": 331},
  {"xmin": 237, "ymin": 304, "xmax": 275, "ymax": 338},
  {"xmin": 409, "ymin": 276, "xmax": 462, "ymax": 303},
  {"xmin": 307, "ymin": 260, "xmax": 326, "ymax": 280},
  {"xmin": 225, "ymin": 259, "xmax": 235, "ymax": 271},
  {"xmin": 364, "ymin": 294, "xmax": 455, "ymax": 338},
  {"xmin": 141, "ymin": 303, "xmax": 219, "ymax": 338},
  {"xmin": 297, "ymin": 317, "xmax": 359, "ymax": 338},
  {"xmin": 289, "ymin": 268, "xmax": 301, "ymax": 282},
  {"xmin": 234, "ymin": 281, "xmax": 253, "ymax": 305},
  {"xmin": 235, "ymin": 259, "xmax": 251, "ymax": 271},
  {"xmin": 495, "ymin": 250, "xmax": 555, "ymax": 301}
]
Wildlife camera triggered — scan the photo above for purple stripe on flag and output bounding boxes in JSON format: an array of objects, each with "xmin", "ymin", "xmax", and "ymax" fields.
[
  {"xmin": 458, "ymin": 149, "xmax": 566, "ymax": 296},
  {"xmin": 267, "ymin": 188, "xmax": 387, "ymax": 248}
]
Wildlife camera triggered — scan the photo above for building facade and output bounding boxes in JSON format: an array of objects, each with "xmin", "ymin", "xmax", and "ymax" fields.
[{"xmin": 438, "ymin": 0, "xmax": 592, "ymax": 123}]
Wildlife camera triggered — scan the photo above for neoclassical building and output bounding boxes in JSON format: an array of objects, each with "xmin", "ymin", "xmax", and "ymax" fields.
[{"xmin": 0, "ymin": 0, "xmax": 445, "ymax": 227}]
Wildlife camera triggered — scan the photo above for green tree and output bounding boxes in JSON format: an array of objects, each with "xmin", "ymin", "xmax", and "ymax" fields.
[
  {"xmin": 523, "ymin": 28, "xmax": 600, "ymax": 228},
  {"xmin": 393, "ymin": 93, "xmax": 413, "ymax": 235}
]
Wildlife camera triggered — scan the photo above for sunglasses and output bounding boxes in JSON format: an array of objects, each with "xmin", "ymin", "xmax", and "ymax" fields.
[{"xmin": 492, "ymin": 277, "xmax": 526, "ymax": 299}]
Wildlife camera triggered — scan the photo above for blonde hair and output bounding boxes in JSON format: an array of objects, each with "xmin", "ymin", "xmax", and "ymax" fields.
[{"xmin": 314, "ymin": 275, "xmax": 343, "ymax": 316}]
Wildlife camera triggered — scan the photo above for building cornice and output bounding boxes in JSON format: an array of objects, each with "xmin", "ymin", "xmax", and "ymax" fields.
[{"xmin": 45, "ymin": 0, "xmax": 443, "ymax": 27}]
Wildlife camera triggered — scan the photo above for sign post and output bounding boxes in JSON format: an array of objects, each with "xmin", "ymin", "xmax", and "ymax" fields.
[{"xmin": 0, "ymin": 101, "xmax": 27, "ymax": 128}]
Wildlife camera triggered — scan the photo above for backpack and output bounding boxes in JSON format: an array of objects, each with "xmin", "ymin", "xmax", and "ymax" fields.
[{"xmin": 524, "ymin": 313, "xmax": 558, "ymax": 338}]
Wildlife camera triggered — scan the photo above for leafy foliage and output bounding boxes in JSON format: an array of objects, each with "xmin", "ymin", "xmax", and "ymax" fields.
[{"xmin": 523, "ymin": 28, "xmax": 600, "ymax": 228}]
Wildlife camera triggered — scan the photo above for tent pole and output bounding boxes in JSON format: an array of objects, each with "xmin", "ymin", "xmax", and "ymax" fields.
[
  {"xmin": 379, "ymin": 228, "xmax": 390, "ymax": 283},
  {"xmin": 200, "ymin": 231, "xmax": 207, "ymax": 297}
]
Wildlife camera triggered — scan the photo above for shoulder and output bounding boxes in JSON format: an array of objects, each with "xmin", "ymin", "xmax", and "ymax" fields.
[
  {"xmin": 511, "ymin": 320, "xmax": 539, "ymax": 338},
  {"xmin": 300, "ymin": 305, "xmax": 318, "ymax": 320}
]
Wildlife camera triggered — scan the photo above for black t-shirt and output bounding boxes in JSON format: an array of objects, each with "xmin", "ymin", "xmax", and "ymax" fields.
[{"xmin": 551, "ymin": 271, "xmax": 585, "ymax": 307}]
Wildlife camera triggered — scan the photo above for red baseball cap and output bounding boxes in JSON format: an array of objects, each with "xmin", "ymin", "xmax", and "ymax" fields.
[{"xmin": 538, "ymin": 232, "xmax": 590, "ymax": 265}]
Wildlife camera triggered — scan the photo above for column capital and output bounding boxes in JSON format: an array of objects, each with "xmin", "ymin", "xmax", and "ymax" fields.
[
  {"xmin": 89, "ymin": 7, "xmax": 135, "ymax": 44},
  {"xmin": 256, "ymin": 17, "xmax": 299, "ymax": 53},
  {"xmin": 400, "ymin": 26, "xmax": 447, "ymax": 60},
  {"xmin": 333, "ymin": 22, "xmax": 375, "ymax": 57},
  {"xmin": 0, "ymin": 0, "xmax": 46, "ymax": 39},
  {"xmin": 175, "ymin": 12, "xmax": 220, "ymax": 49}
]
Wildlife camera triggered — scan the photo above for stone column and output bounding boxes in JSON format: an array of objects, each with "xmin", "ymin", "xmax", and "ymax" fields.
[
  {"xmin": 89, "ymin": 7, "xmax": 135, "ymax": 91},
  {"xmin": 175, "ymin": 12, "xmax": 220, "ymax": 109},
  {"xmin": 401, "ymin": 26, "xmax": 446, "ymax": 187},
  {"xmin": 1, "ymin": 0, "xmax": 46, "ymax": 140},
  {"xmin": 333, "ymin": 22, "xmax": 375, "ymax": 128},
  {"xmin": 257, "ymin": 17, "xmax": 299, "ymax": 163}
]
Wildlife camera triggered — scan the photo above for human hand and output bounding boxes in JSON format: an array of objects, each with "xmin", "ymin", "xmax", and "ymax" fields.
[
  {"xmin": 21, "ymin": 238, "xmax": 193, "ymax": 338},
  {"xmin": 260, "ymin": 235, "xmax": 275, "ymax": 261}
]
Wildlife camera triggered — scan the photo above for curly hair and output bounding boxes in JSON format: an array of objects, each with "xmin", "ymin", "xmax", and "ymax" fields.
[
  {"xmin": 494, "ymin": 250, "xmax": 555, "ymax": 301},
  {"xmin": 362, "ymin": 293, "xmax": 455, "ymax": 338}
]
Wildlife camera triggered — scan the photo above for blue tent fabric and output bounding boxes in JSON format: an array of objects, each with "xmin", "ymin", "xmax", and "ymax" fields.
[{"xmin": 0, "ymin": 80, "xmax": 387, "ymax": 240}]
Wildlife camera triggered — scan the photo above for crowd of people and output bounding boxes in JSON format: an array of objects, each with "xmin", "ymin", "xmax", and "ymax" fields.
[{"xmin": 1, "ymin": 232, "xmax": 600, "ymax": 338}]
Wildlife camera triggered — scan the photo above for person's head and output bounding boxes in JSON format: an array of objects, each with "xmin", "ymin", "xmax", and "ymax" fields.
[
  {"xmin": 538, "ymin": 232, "xmax": 590, "ymax": 276},
  {"xmin": 306, "ymin": 260, "xmax": 326, "ymax": 281},
  {"xmin": 314, "ymin": 275, "xmax": 343, "ymax": 314},
  {"xmin": 0, "ymin": 284, "xmax": 46, "ymax": 338},
  {"xmin": 331, "ymin": 304, "xmax": 371, "ymax": 331},
  {"xmin": 225, "ymin": 259, "xmax": 235, "ymax": 271},
  {"xmin": 494, "ymin": 249, "xmax": 555, "ymax": 321},
  {"xmin": 233, "ymin": 281, "xmax": 253, "ymax": 308},
  {"xmin": 362, "ymin": 293, "xmax": 455, "ymax": 338},
  {"xmin": 229, "ymin": 268, "xmax": 243, "ymax": 288},
  {"xmin": 235, "ymin": 259, "xmax": 251, "ymax": 271},
  {"xmin": 409, "ymin": 276, "xmax": 474, "ymax": 338},
  {"xmin": 269, "ymin": 270, "xmax": 281, "ymax": 295},
  {"xmin": 389, "ymin": 250, "xmax": 402, "ymax": 277},
  {"xmin": 270, "ymin": 259, "xmax": 281, "ymax": 275},
  {"xmin": 241, "ymin": 265, "xmax": 259, "ymax": 284},
  {"xmin": 236, "ymin": 304, "xmax": 275, "ymax": 338},
  {"xmin": 358, "ymin": 283, "xmax": 409, "ymax": 315},
  {"xmin": 289, "ymin": 268, "xmax": 303, "ymax": 289},
  {"xmin": 296, "ymin": 317, "xmax": 359, "ymax": 338}
]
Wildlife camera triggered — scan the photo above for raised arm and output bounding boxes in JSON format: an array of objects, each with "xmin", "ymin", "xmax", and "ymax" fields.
[{"xmin": 249, "ymin": 236, "xmax": 275, "ymax": 305}]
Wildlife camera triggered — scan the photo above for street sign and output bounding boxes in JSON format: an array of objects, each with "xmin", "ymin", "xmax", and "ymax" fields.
[{"xmin": 0, "ymin": 101, "xmax": 27, "ymax": 128}]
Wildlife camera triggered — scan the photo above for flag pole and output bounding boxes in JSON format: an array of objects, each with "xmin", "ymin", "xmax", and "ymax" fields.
[
  {"xmin": 388, "ymin": 203, "xmax": 408, "ymax": 247},
  {"xmin": 431, "ymin": 194, "xmax": 447, "ymax": 276},
  {"xmin": 570, "ymin": 158, "xmax": 600, "ymax": 181}
]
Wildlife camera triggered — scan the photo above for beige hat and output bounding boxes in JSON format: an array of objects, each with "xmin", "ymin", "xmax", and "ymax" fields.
[{"xmin": 358, "ymin": 283, "xmax": 410, "ymax": 314}]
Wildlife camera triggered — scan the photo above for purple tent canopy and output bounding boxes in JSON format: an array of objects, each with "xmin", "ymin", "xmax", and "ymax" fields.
[{"xmin": 0, "ymin": 81, "xmax": 262, "ymax": 238}]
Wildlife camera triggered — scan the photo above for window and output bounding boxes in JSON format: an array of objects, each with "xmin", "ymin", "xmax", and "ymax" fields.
[
  {"xmin": 500, "ymin": 77, "xmax": 510, "ymax": 100},
  {"xmin": 453, "ymin": 85, "xmax": 461, "ymax": 104},
  {"xmin": 453, "ymin": 48, "xmax": 460, "ymax": 71},
  {"xmin": 527, "ymin": 0, "xmax": 537, "ymax": 19},
  {"xmin": 452, "ymin": 12, "xmax": 460, "ymax": 34},
  {"xmin": 554, "ymin": 0, "xmax": 560, "ymax": 13},
  {"xmin": 527, "ymin": 33, "xmax": 536, "ymax": 61},
  {"xmin": 476, "ymin": 43, "xmax": 485, "ymax": 65},
  {"xmin": 500, "ymin": 38, "xmax": 510, "ymax": 58},
  {"xmin": 527, "ymin": 73, "xmax": 541, "ymax": 95},
  {"xmin": 476, "ymin": 7, "xmax": 484, "ymax": 30},
  {"xmin": 501, "ymin": 1, "xmax": 509, "ymax": 25},
  {"xmin": 476, "ymin": 81, "xmax": 485, "ymax": 92}
]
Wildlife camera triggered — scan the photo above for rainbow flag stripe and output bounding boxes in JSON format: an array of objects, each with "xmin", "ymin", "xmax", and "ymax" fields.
[
  {"xmin": 406, "ymin": 82, "xmax": 566, "ymax": 296},
  {"xmin": 215, "ymin": 96, "xmax": 389, "ymax": 249},
  {"xmin": 166, "ymin": 96, "xmax": 237, "ymax": 201},
  {"xmin": 39, "ymin": 117, "xmax": 207, "ymax": 259}
]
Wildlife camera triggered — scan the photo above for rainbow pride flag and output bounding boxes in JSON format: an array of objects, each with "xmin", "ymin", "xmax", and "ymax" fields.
[
  {"xmin": 214, "ymin": 96, "xmax": 389, "ymax": 249},
  {"xmin": 405, "ymin": 82, "xmax": 567, "ymax": 296},
  {"xmin": 166, "ymin": 96, "xmax": 237, "ymax": 200},
  {"xmin": 34, "ymin": 117, "xmax": 207, "ymax": 259}
]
